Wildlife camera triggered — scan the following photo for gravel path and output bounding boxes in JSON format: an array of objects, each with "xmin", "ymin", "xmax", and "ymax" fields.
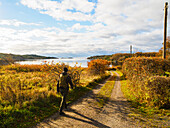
[{"xmin": 34, "ymin": 72, "xmax": 142, "ymax": 128}]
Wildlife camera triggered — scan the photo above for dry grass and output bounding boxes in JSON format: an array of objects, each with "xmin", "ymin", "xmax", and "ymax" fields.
[{"xmin": 0, "ymin": 64, "xmax": 110, "ymax": 128}]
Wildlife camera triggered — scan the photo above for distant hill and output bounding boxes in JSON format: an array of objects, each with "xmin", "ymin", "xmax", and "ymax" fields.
[
  {"xmin": 0, "ymin": 53, "xmax": 58, "ymax": 65},
  {"xmin": 87, "ymin": 55, "xmax": 111, "ymax": 60},
  {"xmin": 20, "ymin": 54, "xmax": 58, "ymax": 60}
]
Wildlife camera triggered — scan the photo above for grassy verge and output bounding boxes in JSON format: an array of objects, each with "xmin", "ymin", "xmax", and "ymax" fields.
[
  {"xmin": 0, "ymin": 68, "xmax": 110, "ymax": 128},
  {"xmin": 67, "ymin": 71, "xmax": 111, "ymax": 105},
  {"xmin": 96, "ymin": 71, "xmax": 116, "ymax": 107},
  {"xmin": 118, "ymin": 71, "xmax": 170, "ymax": 127}
]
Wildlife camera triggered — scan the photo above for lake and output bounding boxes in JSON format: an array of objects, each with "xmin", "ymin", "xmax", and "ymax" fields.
[{"xmin": 16, "ymin": 57, "xmax": 90, "ymax": 67}]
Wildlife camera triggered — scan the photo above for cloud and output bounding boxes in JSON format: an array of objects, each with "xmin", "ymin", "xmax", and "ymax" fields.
[
  {"xmin": 0, "ymin": 24, "xmax": 119, "ymax": 56},
  {"xmin": 16, "ymin": 2, "xmax": 20, "ymax": 6},
  {"xmin": 21, "ymin": 0, "xmax": 95, "ymax": 21},
  {"xmin": 94, "ymin": 0, "xmax": 166, "ymax": 32},
  {"xmin": 0, "ymin": 19, "xmax": 41, "ymax": 27},
  {"xmin": 0, "ymin": 0, "xmax": 169, "ymax": 57},
  {"xmin": 0, "ymin": 24, "xmax": 164, "ymax": 57}
]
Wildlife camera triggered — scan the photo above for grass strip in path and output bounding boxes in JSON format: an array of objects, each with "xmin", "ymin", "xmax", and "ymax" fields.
[{"xmin": 96, "ymin": 71, "xmax": 116, "ymax": 107}]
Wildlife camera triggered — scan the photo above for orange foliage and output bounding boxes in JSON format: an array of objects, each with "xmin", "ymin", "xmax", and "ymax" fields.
[
  {"xmin": 87, "ymin": 59, "xmax": 110, "ymax": 75},
  {"xmin": 122, "ymin": 57, "xmax": 170, "ymax": 81},
  {"xmin": 5, "ymin": 62, "xmax": 82, "ymax": 86},
  {"xmin": 144, "ymin": 76, "xmax": 170, "ymax": 107},
  {"xmin": 122, "ymin": 57, "xmax": 170, "ymax": 108},
  {"xmin": 7, "ymin": 64, "xmax": 43, "ymax": 72}
]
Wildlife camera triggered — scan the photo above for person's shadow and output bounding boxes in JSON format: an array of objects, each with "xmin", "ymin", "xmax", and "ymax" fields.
[{"xmin": 60, "ymin": 108, "xmax": 110, "ymax": 128}]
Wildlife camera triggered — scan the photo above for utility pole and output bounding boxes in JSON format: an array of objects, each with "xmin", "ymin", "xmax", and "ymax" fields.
[{"xmin": 163, "ymin": 2, "xmax": 168, "ymax": 59}]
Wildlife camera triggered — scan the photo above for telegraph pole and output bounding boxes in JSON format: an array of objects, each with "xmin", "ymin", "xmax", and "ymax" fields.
[{"xmin": 163, "ymin": 2, "xmax": 168, "ymax": 59}]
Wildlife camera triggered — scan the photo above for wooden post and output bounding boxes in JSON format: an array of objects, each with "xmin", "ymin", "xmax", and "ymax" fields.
[{"xmin": 163, "ymin": 2, "xmax": 168, "ymax": 59}]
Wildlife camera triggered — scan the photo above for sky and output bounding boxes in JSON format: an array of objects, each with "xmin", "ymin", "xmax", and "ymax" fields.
[{"xmin": 0, "ymin": 0, "xmax": 169, "ymax": 57}]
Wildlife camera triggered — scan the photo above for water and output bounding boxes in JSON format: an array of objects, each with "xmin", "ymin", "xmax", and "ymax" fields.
[{"xmin": 16, "ymin": 57, "xmax": 90, "ymax": 67}]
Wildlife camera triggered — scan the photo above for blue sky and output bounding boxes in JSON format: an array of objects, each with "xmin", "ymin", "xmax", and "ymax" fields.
[{"xmin": 0, "ymin": 0, "xmax": 169, "ymax": 57}]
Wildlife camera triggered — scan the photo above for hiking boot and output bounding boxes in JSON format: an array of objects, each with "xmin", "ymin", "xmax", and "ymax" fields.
[
  {"xmin": 65, "ymin": 104, "xmax": 67, "ymax": 109},
  {"xmin": 59, "ymin": 112, "xmax": 66, "ymax": 115}
]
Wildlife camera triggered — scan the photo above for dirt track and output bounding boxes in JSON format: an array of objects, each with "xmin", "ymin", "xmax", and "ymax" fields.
[{"xmin": 33, "ymin": 72, "xmax": 143, "ymax": 128}]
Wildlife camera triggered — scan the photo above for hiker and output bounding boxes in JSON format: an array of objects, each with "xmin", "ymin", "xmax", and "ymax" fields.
[{"xmin": 57, "ymin": 67, "xmax": 74, "ymax": 115}]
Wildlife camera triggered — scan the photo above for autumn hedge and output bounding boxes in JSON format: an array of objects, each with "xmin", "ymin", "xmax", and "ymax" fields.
[
  {"xmin": 122, "ymin": 57, "xmax": 170, "ymax": 81},
  {"xmin": 122, "ymin": 57, "xmax": 170, "ymax": 108},
  {"xmin": 144, "ymin": 76, "xmax": 170, "ymax": 108}
]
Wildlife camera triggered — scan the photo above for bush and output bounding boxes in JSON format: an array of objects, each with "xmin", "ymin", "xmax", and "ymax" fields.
[
  {"xmin": 143, "ymin": 76, "xmax": 170, "ymax": 108},
  {"xmin": 0, "ymin": 63, "xmax": 82, "ymax": 106},
  {"xmin": 87, "ymin": 59, "xmax": 110, "ymax": 75},
  {"xmin": 0, "ymin": 64, "xmax": 110, "ymax": 127},
  {"xmin": 121, "ymin": 76, "xmax": 170, "ymax": 108},
  {"xmin": 122, "ymin": 57, "xmax": 170, "ymax": 81},
  {"xmin": 122, "ymin": 57, "xmax": 170, "ymax": 108}
]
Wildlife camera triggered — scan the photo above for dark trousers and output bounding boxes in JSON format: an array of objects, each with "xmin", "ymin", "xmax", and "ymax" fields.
[{"xmin": 59, "ymin": 88, "xmax": 68, "ymax": 113}]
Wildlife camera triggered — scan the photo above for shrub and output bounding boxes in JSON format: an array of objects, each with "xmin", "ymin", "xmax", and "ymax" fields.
[
  {"xmin": 6, "ymin": 64, "xmax": 43, "ymax": 72},
  {"xmin": 87, "ymin": 59, "xmax": 110, "ymax": 75},
  {"xmin": 122, "ymin": 57, "xmax": 170, "ymax": 81},
  {"xmin": 0, "ymin": 63, "xmax": 82, "ymax": 106},
  {"xmin": 122, "ymin": 57, "xmax": 170, "ymax": 108},
  {"xmin": 121, "ymin": 76, "xmax": 170, "ymax": 108},
  {"xmin": 143, "ymin": 76, "xmax": 170, "ymax": 108},
  {"xmin": 0, "ymin": 63, "xmax": 110, "ymax": 127},
  {"xmin": 134, "ymin": 52, "xmax": 158, "ymax": 57}
]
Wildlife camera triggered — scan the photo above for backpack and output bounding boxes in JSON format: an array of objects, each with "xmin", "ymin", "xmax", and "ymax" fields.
[{"xmin": 59, "ymin": 74, "xmax": 68, "ymax": 88}]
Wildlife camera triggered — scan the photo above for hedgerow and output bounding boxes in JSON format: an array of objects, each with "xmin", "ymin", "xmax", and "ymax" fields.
[
  {"xmin": 122, "ymin": 57, "xmax": 170, "ymax": 108},
  {"xmin": 143, "ymin": 76, "xmax": 170, "ymax": 108},
  {"xmin": 122, "ymin": 57, "xmax": 170, "ymax": 81}
]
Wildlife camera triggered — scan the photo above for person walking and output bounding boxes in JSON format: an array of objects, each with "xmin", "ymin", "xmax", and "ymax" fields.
[{"xmin": 57, "ymin": 67, "xmax": 74, "ymax": 115}]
